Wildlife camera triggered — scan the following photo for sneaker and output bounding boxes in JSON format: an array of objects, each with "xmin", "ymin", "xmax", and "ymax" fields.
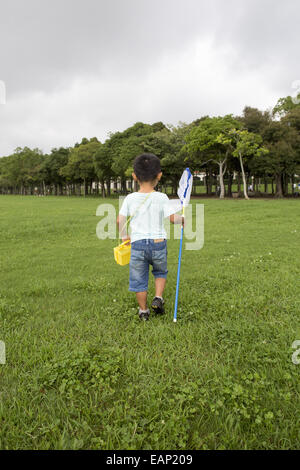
[
  {"xmin": 139, "ymin": 308, "xmax": 150, "ymax": 321},
  {"xmin": 151, "ymin": 297, "xmax": 165, "ymax": 315}
]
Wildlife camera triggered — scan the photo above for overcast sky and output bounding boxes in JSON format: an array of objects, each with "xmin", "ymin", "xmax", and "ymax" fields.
[{"xmin": 0, "ymin": 0, "xmax": 299, "ymax": 156}]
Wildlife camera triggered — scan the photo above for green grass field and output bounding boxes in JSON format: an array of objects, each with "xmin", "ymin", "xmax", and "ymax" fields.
[{"xmin": 0, "ymin": 195, "xmax": 300, "ymax": 450}]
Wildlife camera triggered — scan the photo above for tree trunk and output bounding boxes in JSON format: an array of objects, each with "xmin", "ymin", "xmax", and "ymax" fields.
[
  {"xmin": 227, "ymin": 173, "xmax": 233, "ymax": 197},
  {"xmin": 101, "ymin": 180, "xmax": 106, "ymax": 198},
  {"xmin": 218, "ymin": 160, "xmax": 226, "ymax": 199},
  {"xmin": 237, "ymin": 172, "xmax": 241, "ymax": 195},
  {"xmin": 275, "ymin": 174, "xmax": 283, "ymax": 198},
  {"xmin": 239, "ymin": 153, "xmax": 249, "ymax": 200},
  {"xmin": 192, "ymin": 180, "xmax": 196, "ymax": 195},
  {"xmin": 283, "ymin": 174, "xmax": 287, "ymax": 196},
  {"xmin": 209, "ymin": 169, "xmax": 213, "ymax": 195},
  {"xmin": 121, "ymin": 177, "xmax": 127, "ymax": 195},
  {"xmin": 173, "ymin": 181, "xmax": 177, "ymax": 196},
  {"xmin": 205, "ymin": 168, "xmax": 212, "ymax": 195},
  {"xmin": 283, "ymin": 173, "xmax": 289, "ymax": 196},
  {"xmin": 106, "ymin": 179, "xmax": 111, "ymax": 197}
]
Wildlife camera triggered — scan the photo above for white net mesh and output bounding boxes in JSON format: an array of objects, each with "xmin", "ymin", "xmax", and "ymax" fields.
[{"xmin": 177, "ymin": 168, "xmax": 193, "ymax": 207}]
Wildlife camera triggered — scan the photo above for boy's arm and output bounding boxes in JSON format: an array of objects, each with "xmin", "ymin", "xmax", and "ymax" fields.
[
  {"xmin": 117, "ymin": 196, "xmax": 131, "ymax": 241},
  {"xmin": 163, "ymin": 194, "xmax": 183, "ymax": 225},
  {"xmin": 117, "ymin": 214, "xmax": 131, "ymax": 241}
]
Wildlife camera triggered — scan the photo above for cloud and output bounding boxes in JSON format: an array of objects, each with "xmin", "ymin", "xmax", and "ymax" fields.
[
  {"xmin": 0, "ymin": 0, "xmax": 216, "ymax": 95},
  {"xmin": 0, "ymin": 0, "xmax": 299, "ymax": 155}
]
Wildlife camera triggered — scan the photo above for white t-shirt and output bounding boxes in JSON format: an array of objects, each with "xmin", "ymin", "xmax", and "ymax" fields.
[{"xmin": 119, "ymin": 191, "xmax": 175, "ymax": 243}]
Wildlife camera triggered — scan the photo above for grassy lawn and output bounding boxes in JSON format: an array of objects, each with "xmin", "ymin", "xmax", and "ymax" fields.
[{"xmin": 0, "ymin": 195, "xmax": 300, "ymax": 450}]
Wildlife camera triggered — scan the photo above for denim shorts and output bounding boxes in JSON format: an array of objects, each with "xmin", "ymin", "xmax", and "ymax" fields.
[{"xmin": 129, "ymin": 239, "xmax": 168, "ymax": 292}]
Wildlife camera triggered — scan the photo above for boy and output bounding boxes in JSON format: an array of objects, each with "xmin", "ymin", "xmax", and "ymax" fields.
[{"xmin": 117, "ymin": 153, "xmax": 183, "ymax": 321}]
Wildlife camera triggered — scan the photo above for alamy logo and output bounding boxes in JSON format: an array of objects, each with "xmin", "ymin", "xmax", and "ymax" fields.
[
  {"xmin": 0, "ymin": 341, "xmax": 5, "ymax": 364},
  {"xmin": 292, "ymin": 340, "xmax": 300, "ymax": 365},
  {"xmin": 96, "ymin": 200, "xmax": 204, "ymax": 251},
  {"xmin": 0, "ymin": 80, "xmax": 6, "ymax": 104}
]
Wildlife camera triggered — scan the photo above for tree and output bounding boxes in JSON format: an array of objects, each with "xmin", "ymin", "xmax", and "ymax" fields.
[
  {"xmin": 218, "ymin": 130, "xmax": 268, "ymax": 199},
  {"xmin": 185, "ymin": 115, "xmax": 241, "ymax": 198},
  {"xmin": 158, "ymin": 122, "xmax": 195, "ymax": 193},
  {"xmin": 241, "ymin": 106, "xmax": 271, "ymax": 134},
  {"xmin": 93, "ymin": 142, "xmax": 114, "ymax": 197},
  {"xmin": 261, "ymin": 121, "xmax": 299, "ymax": 197},
  {"xmin": 41, "ymin": 147, "xmax": 70, "ymax": 195},
  {"xmin": 273, "ymin": 93, "xmax": 300, "ymax": 118},
  {"xmin": 60, "ymin": 138, "xmax": 100, "ymax": 196},
  {"xmin": 104, "ymin": 122, "xmax": 170, "ymax": 194},
  {"xmin": 0, "ymin": 147, "xmax": 44, "ymax": 194}
]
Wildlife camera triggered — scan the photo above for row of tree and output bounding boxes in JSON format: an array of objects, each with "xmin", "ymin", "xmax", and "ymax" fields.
[{"xmin": 0, "ymin": 94, "xmax": 300, "ymax": 199}]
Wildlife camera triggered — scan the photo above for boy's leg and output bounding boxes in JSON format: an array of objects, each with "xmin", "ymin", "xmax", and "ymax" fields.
[
  {"xmin": 136, "ymin": 291, "xmax": 148, "ymax": 311},
  {"xmin": 155, "ymin": 278, "xmax": 166, "ymax": 298},
  {"xmin": 129, "ymin": 240, "xmax": 150, "ymax": 318},
  {"xmin": 151, "ymin": 240, "xmax": 168, "ymax": 314}
]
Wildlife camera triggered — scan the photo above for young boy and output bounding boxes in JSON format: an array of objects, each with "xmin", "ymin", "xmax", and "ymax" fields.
[{"xmin": 117, "ymin": 153, "xmax": 183, "ymax": 321}]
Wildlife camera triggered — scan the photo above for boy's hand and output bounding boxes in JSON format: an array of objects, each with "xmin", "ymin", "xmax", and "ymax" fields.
[
  {"xmin": 169, "ymin": 214, "xmax": 185, "ymax": 226},
  {"xmin": 122, "ymin": 236, "xmax": 131, "ymax": 242}
]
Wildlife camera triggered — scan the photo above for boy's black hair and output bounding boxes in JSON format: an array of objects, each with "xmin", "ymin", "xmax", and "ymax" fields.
[{"xmin": 133, "ymin": 153, "xmax": 161, "ymax": 182}]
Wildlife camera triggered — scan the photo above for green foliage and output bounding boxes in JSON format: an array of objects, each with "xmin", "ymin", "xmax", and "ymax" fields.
[
  {"xmin": 221, "ymin": 129, "xmax": 268, "ymax": 160},
  {"xmin": 108, "ymin": 122, "xmax": 170, "ymax": 181},
  {"xmin": 241, "ymin": 106, "xmax": 271, "ymax": 135},
  {"xmin": 42, "ymin": 147, "xmax": 70, "ymax": 185},
  {"xmin": 40, "ymin": 347, "xmax": 122, "ymax": 398},
  {"xmin": 159, "ymin": 122, "xmax": 195, "ymax": 180},
  {"xmin": 0, "ymin": 147, "xmax": 44, "ymax": 189},
  {"xmin": 60, "ymin": 138, "xmax": 100, "ymax": 183},
  {"xmin": 93, "ymin": 142, "xmax": 114, "ymax": 185},
  {"xmin": 0, "ymin": 97, "xmax": 300, "ymax": 197},
  {"xmin": 273, "ymin": 94, "xmax": 300, "ymax": 118},
  {"xmin": 185, "ymin": 115, "xmax": 241, "ymax": 165},
  {"xmin": 261, "ymin": 121, "xmax": 299, "ymax": 179}
]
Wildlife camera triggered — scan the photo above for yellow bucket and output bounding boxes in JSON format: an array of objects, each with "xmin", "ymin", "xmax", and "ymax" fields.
[{"xmin": 114, "ymin": 240, "xmax": 131, "ymax": 266}]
